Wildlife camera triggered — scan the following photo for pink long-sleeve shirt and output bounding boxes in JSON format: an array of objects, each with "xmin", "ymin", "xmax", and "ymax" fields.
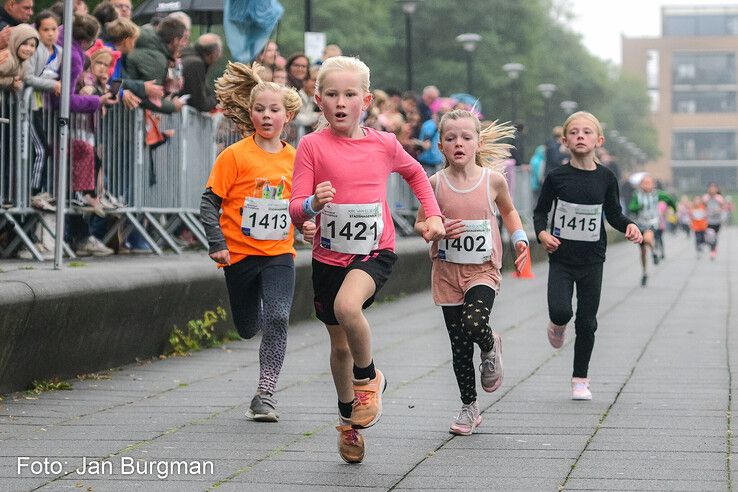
[{"xmin": 290, "ymin": 127, "xmax": 442, "ymax": 267}]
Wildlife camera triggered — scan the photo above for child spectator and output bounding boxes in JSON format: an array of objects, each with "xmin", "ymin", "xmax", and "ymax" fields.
[
  {"xmin": 0, "ymin": 23, "xmax": 38, "ymax": 90},
  {"xmin": 25, "ymin": 11, "xmax": 61, "ymax": 210}
]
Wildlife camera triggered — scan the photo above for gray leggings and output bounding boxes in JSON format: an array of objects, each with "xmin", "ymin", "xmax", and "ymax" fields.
[{"xmin": 224, "ymin": 254, "xmax": 295, "ymax": 394}]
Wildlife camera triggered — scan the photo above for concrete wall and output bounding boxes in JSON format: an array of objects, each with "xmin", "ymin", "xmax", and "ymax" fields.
[{"xmin": 0, "ymin": 237, "xmax": 545, "ymax": 394}]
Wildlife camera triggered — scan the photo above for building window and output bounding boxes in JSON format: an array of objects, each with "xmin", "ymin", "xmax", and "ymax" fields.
[
  {"xmin": 672, "ymin": 131, "xmax": 736, "ymax": 160},
  {"xmin": 672, "ymin": 52, "xmax": 736, "ymax": 85},
  {"xmin": 665, "ymin": 13, "xmax": 738, "ymax": 36},
  {"xmin": 673, "ymin": 166, "xmax": 737, "ymax": 192},
  {"xmin": 672, "ymin": 91, "xmax": 736, "ymax": 113}
]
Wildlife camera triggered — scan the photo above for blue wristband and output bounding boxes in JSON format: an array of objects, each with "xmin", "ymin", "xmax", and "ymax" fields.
[
  {"xmin": 511, "ymin": 229, "xmax": 528, "ymax": 246},
  {"xmin": 302, "ymin": 195, "xmax": 318, "ymax": 218}
]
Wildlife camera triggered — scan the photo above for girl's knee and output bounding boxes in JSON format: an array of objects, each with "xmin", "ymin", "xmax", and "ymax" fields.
[
  {"xmin": 234, "ymin": 318, "xmax": 259, "ymax": 340},
  {"xmin": 550, "ymin": 307, "xmax": 573, "ymax": 326},
  {"xmin": 333, "ymin": 297, "xmax": 363, "ymax": 326},
  {"xmin": 262, "ymin": 312, "xmax": 289, "ymax": 334}
]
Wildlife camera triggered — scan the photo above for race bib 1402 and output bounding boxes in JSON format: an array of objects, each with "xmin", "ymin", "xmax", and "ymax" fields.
[{"xmin": 438, "ymin": 219, "xmax": 493, "ymax": 264}]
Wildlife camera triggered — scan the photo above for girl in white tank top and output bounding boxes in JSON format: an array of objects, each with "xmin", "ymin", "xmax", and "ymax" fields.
[{"xmin": 415, "ymin": 110, "xmax": 529, "ymax": 436}]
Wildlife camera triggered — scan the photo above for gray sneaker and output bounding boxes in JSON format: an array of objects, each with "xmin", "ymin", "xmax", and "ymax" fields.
[
  {"xmin": 449, "ymin": 401, "xmax": 482, "ymax": 436},
  {"xmin": 480, "ymin": 331, "xmax": 503, "ymax": 392},
  {"xmin": 246, "ymin": 394, "xmax": 279, "ymax": 422}
]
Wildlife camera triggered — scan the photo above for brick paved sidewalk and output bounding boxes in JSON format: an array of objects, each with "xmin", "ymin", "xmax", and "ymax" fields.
[{"xmin": 0, "ymin": 228, "xmax": 735, "ymax": 491}]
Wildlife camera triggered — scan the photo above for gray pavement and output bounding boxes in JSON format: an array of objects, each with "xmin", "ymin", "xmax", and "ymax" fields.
[{"xmin": 0, "ymin": 227, "xmax": 735, "ymax": 491}]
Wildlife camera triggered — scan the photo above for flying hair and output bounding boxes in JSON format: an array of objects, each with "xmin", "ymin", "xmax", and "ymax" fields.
[
  {"xmin": 438, "ymin": 109, "xmax": 515, "ymax": 172},
  {"xmin": 214, "ymin": 61, "xmax": 302, "ymax": 137}
]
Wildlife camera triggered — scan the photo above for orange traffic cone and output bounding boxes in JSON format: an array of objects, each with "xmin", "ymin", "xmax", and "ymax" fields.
[{"xmin": 512, "ymin": 248, "xmax": 535, "ymax": 279}]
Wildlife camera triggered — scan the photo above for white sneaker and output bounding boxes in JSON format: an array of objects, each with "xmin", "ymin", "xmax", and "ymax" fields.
[
  {"xmin": 571, "ymin": 377, "xmax": 592, "ymax": 400},
  {"xmin": 16, "ymin": 243, "xmax": 53, "ymax": 260},
  {"xmin": 75, "ymin": 237, "xmax": 113, "ymax": 257}
]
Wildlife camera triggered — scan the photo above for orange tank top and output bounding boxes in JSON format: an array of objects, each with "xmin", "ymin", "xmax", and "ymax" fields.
[{"xmin": 430, "ymin": 167, "xmax": 503, "ymax": 270}]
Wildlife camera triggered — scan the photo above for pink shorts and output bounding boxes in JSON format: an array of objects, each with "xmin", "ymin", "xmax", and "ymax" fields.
[{"xmin": 431, "ymin": 259, "xmax": 501, "ymax": 306}]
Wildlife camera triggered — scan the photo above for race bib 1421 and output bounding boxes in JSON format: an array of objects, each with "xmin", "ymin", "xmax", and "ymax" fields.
[{"xmin": 319, "ymin": 203, "xmax": 383, "ymax": 255}]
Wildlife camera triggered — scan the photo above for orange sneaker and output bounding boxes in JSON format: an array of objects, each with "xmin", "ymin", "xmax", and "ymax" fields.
[
  {"xmin": 350, "ymin": 369, "xmax": 386, "ymax": 429},
  {"xmin": 336, "ymin": 423, "xmax": 365, "ymax": 463}
]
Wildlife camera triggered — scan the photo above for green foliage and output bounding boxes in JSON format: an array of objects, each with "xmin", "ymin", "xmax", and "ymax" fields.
[
  {"xmin": 166, "ymin": 306, "xmax": 231, "ymax": 356},
  {"xmin": 27, "ymin": 378, "xmax": 73, "ymax": 394}
]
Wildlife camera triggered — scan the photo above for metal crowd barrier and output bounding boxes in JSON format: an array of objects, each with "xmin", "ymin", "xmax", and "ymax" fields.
[{"xmin": 0, "ymin": 87, "xmax": 243, "ymax": 261}]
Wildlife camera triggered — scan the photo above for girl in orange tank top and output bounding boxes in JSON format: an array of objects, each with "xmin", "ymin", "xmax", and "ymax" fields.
[{"xmin": 415, "ymin": 109, "xmax": 529, "ymax": 436}]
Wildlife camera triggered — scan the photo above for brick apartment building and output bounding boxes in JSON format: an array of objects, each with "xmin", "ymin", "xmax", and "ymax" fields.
[{"xmin": 622, "ymin": 4, "xmax": 738, "ymax": 191}]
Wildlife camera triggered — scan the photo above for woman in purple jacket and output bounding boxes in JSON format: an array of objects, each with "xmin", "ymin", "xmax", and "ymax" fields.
[{"xmin": 53, "ymin": 15, "xmax": 116, "ymax": 256}]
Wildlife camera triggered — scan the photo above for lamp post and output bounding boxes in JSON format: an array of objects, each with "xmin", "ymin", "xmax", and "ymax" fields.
[
  {"xmin": 536, "ymin": 83, "xmax": 556, "ymax": 131},
  {"xmin": 456, "ymin": 33, "xmax": 481, "ymax": 94},
  {"xmin": 560, "ymin": 100, "xmax": 578, "ymax": 116},
  {"xmin": 398, "ymin": 1, "xmax": 421, "ymax": 91},
  {"xmin": 304, "ymin": 0, "xmax": 312, "ymax": 32},
  {"xmin": 502, "ymin": 62, "xmax": 525, "ymax": 122}
]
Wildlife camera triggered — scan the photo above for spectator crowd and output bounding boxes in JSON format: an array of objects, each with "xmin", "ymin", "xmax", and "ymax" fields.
[{"xmin": 0, "ymin": 0, "xmax": 226, "ymax": 257}]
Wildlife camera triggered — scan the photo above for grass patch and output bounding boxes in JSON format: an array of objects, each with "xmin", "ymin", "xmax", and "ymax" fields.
[
  {"xmin": 67, "ymin": 261, "xmax": 86, "ymax": 267},
  {"xmin": 27, "ymin": 378, "xmax": 73, "ymax": 395},
  {"xmin": 166, "ymin": 306, "xmax": 232, "ymax": 356}
]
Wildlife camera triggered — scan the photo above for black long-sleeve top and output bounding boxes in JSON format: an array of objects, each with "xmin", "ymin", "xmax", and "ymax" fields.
[{"xmin": 533, "ymin": 164, "xmax": 633, "ymax": 265}]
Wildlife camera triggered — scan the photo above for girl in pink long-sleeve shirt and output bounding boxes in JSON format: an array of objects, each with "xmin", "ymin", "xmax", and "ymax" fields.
[{"xmin": 289, "ymin": 56, "xmax": 445, "ymax": 464}]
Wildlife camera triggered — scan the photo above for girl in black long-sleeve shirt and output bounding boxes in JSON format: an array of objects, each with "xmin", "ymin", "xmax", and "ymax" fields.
[{"xmin": 533, "ymin": 111, "xmax": 642, "ymax": 401}]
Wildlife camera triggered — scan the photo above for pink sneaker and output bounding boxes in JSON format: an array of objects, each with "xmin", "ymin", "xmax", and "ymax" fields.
[
  {"xmin": 571, "ymin": 377, "xmax": 592, "ymax": 400},
  {"xmin": 480, "ymin": 331, "xmax": 503, "ymax": 392},
  {"xmin": 547, "ymin": 321, "xmax": 566, "ymax": 348}
]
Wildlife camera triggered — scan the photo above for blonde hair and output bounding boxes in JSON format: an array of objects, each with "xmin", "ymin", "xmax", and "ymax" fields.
[
  {"xmin": 562, "ymin": 111, "xmax": 603, "ymax": 137},
  {"xmin": 215, "ymin": 61, "xmax": 302, "ymax": 137},
  {"xmin": 561, "ymin": 111, "xmax": 604, "ymax": 163},
  {"xmin": 315, "ymin": 56, "xmax": 370, "ymax": 95},
  {"xmin": 438, "ymin": 109, "xmax": 515, "ymax": 171},
  {"xmin": 106, "ymin": 18, "xmax": 139, "ymax": 44}
]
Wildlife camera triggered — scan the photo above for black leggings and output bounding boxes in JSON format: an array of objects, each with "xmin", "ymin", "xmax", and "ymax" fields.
[
  {"xmin": 224, "ymin": 253, "xmax": 295, "ymax": 394},
  {"xmin": 708, "ymin": 224, "xmax": 721, "ymax": 252},
  {"xmin": 441, "ymin": 285, "xmax": 496, "ymax": 404},
  {"xmin": 547, "ymin": 261, "xmax": 603, "ymax": 378}
]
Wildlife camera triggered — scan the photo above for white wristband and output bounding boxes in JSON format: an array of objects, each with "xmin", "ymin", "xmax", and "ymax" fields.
[{"xmin": 511, "ymin": 229, "xmax": 528, "ymax": 246}]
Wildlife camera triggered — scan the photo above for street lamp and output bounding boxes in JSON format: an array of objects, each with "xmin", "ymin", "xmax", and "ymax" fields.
[
  {"xmin": 305, "ymin": 0, "xmax": 312, "ymax": 32},
  {"xmin": 398, "ymin": 1, "xmax": 421, "ymax": 91},
  {"xmin": 536, "ymin": 83, "xmax": 556, "ymax": 131},
  {"xmin": 456, "ymin": 33, "xmax": 481, "ymax": 94},
  {"xmin": 502, "ymin": 62, "xmax": 525, "ymax": 122},
  {"xmin": 560, "ymin": 100, "xmax": 578, "ymax": 115}
]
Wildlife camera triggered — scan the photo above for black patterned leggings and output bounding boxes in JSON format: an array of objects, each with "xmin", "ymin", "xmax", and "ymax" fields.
[
  {"xmin": 224, "ymin": 254, "xmax": 295, "ymax": 395},
  {"xmin": 441, "ymin": 285, "xmax": 496, "ymax": 404}
]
